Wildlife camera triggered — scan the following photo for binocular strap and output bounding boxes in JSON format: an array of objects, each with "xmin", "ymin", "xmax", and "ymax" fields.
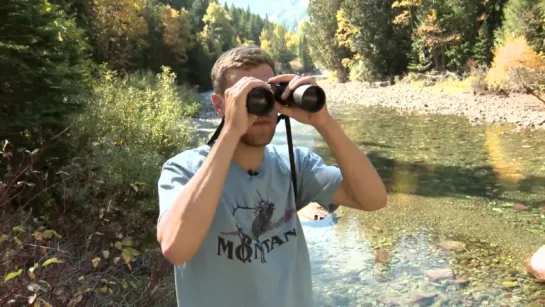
[{"xmin": 206, "ymin": 116, "xmax": 301, "ymax": 211}]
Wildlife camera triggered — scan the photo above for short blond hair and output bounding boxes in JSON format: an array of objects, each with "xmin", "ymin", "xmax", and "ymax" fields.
[{"xmin": 211, "ymin": 46, "xmax": 276, "ymax": 94}]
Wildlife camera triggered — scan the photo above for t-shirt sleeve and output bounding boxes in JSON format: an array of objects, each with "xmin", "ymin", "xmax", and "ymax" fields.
[
  {"xmin": 157, "ymin": 150, "xmax": 201, "ymax": 223},
  {"xmin": 295, "ymin": 147, "xmax": 343, "ymax": 211}
]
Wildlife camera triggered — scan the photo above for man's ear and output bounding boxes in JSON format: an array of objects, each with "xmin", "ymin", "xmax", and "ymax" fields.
[{"xmin": 211, "ymin": 93, "xmax": 224, "ymax": 117}]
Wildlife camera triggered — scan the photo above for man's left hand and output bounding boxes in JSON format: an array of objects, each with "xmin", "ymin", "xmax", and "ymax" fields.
[{"xmin": 268, "ymin": 74, "xmax": 332, "ymax": 129}]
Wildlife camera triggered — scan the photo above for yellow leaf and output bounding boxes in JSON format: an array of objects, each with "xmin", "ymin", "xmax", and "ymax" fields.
[
  {"xmin": 0, "ymin": 234, "xmax": 8, "ymax": 244},
  {"xmin": 129, "ymin": 281, "xmax": 137, "ymax": 289},
  {"xmin": 28, "ymin": 266, "xmax": 36, "ymax": 280},
  {"xmin": 92, "ymin": 257, "xmax": 101, "ymax": 268},
  {"xmin": 78, "ymin": 276, "xmax": 84, "ymax": 281},
  {"xmin": 121, "ymin": 249, "xmax": 132, "ymax": 265},
  {"xmin": 42, "ymin": 258, "xmax": 64, "ymax": 267},
  {"xmin": 121, "ymin": 280, "xmax": 128, "ymax": 289},
  {"xmin": 114, "ymin": 241, "xmax": 123, "ymax": 250},
  {"xmin": 33, "ymin": 232, "xmax": 44, "ymax": 241},
  {"xmin": 13, "ymin": 237, "xmax": 22, "ymax": 245},
  {"xmin": 100, "ymin": 286, "xmax": 108, "ymax": 294},
  {"xmin": 4, "ymin": 269, "xmax": 23, "ymax": 282}
]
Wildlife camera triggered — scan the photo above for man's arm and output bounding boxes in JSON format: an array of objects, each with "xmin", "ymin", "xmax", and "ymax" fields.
[
  {"xmin": 157, "ymin": 130, "xmax": 239, "ymax": 265},
  {"xmin": 316, "ymin": 116, "xmax": 387, "ymax": 211}
]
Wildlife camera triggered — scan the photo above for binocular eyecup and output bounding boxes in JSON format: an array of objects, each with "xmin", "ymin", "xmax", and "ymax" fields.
[{"xmin": 246, "ymin": 82, "xmax": 326, "ymax": 116}]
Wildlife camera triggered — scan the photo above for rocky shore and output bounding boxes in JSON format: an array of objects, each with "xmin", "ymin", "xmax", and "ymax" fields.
[
  {"xmin": 196, "ymin": 82, "xmax": 545, "ymax": 131},
  {"xmin": 319, "ymin": 82, "xmax": 545, "ymax": 131}
]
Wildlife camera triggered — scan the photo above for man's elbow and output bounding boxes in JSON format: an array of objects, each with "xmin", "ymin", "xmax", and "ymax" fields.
[
  {"xmin": 159, "ymin": 240, "xmax": 194, "ymax": 265},
  {"xmin": 157, "ymin": 227, "xmax": 194, "ymax": 265},
  {"xmin": 360, "ymin": 188, "xmax": 388, "ymax": 211}
]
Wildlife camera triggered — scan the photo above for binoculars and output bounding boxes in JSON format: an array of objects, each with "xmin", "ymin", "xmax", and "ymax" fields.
[{"xmin": 246, "ymin": 82, "xmax": 326, "ymax": 116}]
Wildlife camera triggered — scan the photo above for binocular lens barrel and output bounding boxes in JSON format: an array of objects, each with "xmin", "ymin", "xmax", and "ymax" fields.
[{"xmin": 246, "ymin": 83, "xmax": 326, "ymax": 116}]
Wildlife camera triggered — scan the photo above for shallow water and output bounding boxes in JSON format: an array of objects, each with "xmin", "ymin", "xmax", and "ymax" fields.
[{"xmin": 190, "ymin": 98, "xmax": 545, "ymax": 306}]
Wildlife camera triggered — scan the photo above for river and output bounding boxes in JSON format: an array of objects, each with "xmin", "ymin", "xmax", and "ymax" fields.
[{"xmin": 189, "ymin": 91, "xmax": 545, "ymax": 306}]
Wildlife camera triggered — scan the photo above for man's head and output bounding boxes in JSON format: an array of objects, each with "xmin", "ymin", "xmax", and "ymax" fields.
[{"xmin": 211, "ymin": 46, "xmax": 278, "ymax": 148}]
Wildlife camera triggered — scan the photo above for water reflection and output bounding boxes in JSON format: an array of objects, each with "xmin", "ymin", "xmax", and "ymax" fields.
[
  {"xmin": 272, "ymin": 104, "xmax": 545, "ymax": 306},
  {"xmin": 191, "ymin": 99, "xmax": 545, "ymax": 306}
]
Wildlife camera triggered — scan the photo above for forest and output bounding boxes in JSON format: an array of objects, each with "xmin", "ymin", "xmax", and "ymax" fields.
[
  {"xmin": 308, "ymin": 0, "xmax": 545, "ymax": 93},
  {"xmin": 1, "ymin": 0, "xmax": 544, "ymax": 305}
]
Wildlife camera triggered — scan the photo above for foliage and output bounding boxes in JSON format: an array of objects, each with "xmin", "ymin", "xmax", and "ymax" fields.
[
  {"xmin": 486, "ymin": 36, "xmax": 545, "ymax": 93},
  {"xmin": 0, "ymin": 0, "xmax": 92, "ymax": 149},
  {"xmin": 496, "ymin": 0, "xmax": 545, "ymax": 51},
  {"xmin": 0, "ymin": 65, "xmax": 199, "ymax": 304},
  {"xmin": 78, "ymin": 65, "xmax": 198, "ymax": 157},
  {"xmin": 0, "ymin": 146, "xmax": 175, "ymax": 306},
  {"xmin": 307, "ymin": 0, "xmax": 351, "ymax": 82},
  {"xmin": 87, "ymin": 0, "xmax": 149, "ymax": 71}
]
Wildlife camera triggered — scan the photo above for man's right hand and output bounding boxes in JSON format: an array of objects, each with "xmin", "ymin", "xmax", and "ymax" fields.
[{"xmin": 223, "ymin": 77, "xmax": 269, "ymax": 137}]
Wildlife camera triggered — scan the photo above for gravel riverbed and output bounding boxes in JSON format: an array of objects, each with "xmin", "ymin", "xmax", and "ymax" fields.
[
  {"xmin": 320, "ymin": 82, "xmax": 545, "ymax": 131},
  {"xmin": 195, "ymin": 82, "xmax": 545, "ymax": 131}
]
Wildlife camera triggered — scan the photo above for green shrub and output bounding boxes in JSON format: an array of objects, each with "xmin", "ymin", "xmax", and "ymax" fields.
[
  {"xmin": 1, "ymin": 67, "xmax": 200, "ymax": 305},
  {"xmin": 78, "ymin": 65, "xmax": 199, "ymax": 157}
]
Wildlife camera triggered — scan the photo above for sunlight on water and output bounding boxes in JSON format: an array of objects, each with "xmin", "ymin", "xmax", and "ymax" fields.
[{"xmin": 193, "ymin": 97, "xmax": 545, "ymax": 306}]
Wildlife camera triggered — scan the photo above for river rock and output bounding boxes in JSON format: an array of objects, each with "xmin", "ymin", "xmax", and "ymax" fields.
[
  {"xmin": 525, "ymin": 245, "xmax": 545, "ymax": 282},
  {"xmin": 439, "ymin": 240, "xmax": 466, "ymax": 251},
  {"xmin": 425, "ymin": 268, "xmax": 454, "ymax": 281}
]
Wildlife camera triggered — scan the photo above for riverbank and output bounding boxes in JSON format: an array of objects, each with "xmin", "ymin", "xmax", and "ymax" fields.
[{"xmin": 319, "ymin": 82, "xmax": 545, "ymax": 131}]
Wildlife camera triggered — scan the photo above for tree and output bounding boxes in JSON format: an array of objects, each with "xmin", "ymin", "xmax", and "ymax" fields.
[
  {"xmin": 307, "ymin": 0, "xmax": 351, "ymax": 82},
  {"xmin": 198, "ymin": 1, "xmax": 236, "ymax": 56},
  {"xmin": 497, "ymin": 0, "xmax": 545, "ymax": 51},
  {"xmin": 0, "ymin": 0, "xmax": 91, "ymax": 148},
  {"xmin": 87, "ymin": 0, "xmax": 149, "ymax": 72},
  {"xmin": 161, "ymin": 5, "xmax": 195, "ymax": 72}
]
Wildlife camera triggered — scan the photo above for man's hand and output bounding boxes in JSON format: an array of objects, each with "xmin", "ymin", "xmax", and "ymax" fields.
[
  {"xmin": 223, "ymin": 76, "xmax": 270, "ymax": 137},
  {"xmin": 268, "ymin": 74, "xmax": 332, "ymax": 128}
]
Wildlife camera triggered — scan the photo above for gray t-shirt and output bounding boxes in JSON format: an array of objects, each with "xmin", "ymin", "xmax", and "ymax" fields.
[{"xmin": 157, "ymin": 144, "xmax": 343, "ymax": 307}]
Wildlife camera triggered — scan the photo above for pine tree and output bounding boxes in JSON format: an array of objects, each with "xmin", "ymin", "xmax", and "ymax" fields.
[
  {"xmin": 473, "ymin": 20, "xmax": 492, "ymax": 66},
  {"xmin": 0, "ymin": 0, "xmax": 91, "ymax": 147}
]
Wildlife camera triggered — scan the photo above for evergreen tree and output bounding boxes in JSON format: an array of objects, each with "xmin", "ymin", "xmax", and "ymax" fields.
[{"xmin": 0, "ymin": 0, "xmax": 92, "ymax": 147}]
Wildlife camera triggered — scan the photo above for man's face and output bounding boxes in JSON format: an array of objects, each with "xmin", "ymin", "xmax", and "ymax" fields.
[{"xmin": 214, "ymin": 64, "xmax": 278, "ymax": 148}]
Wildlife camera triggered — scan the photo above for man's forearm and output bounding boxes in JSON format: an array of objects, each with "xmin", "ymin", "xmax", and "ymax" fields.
[
  {"xmin": 157, "ymin": 130, "xmax": 240, "ymax": 264},
  {"xmin": 316, "ymin": 116, "xmax": 387, "ymax": 210}
]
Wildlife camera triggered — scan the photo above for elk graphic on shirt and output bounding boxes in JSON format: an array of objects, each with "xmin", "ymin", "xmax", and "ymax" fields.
[{"xmin": 231, "ymin": 191, "xmax": 275, "ymax": 263}]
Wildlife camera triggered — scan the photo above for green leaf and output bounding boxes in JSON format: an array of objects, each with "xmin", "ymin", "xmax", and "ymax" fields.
[
  {"xmin": 0, "ymin": 234, "xmax": 8, "ymax": 244},
  {"xmin": 126, "ymin": 247, "xmax": 139, "ymax": 257},
  {"xmin": 121, "ymin": 280, "xmax": 128, "ymax": 289},
  {"xmin": 42, "ymin": 229, "xmax": 62, "ymax": 239},
  {"xmin": 4, "ymin": 269, "xmax": 23, "ymax": 282},
  {"xmin": 42, "ymin": 258, "xmax": 65, "ymax": 267},
  {"xmin": 121, "ymin": 236, "xmax": 134, "ymax": 247},
  {"xmin": 12, "ymin": 226, "xmax": 24, "ymax": 233}
]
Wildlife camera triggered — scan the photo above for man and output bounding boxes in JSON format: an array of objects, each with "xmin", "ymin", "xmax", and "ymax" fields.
[{"xmin": 156, "ymin": 46, "xmax": 387, "ymax": 307}]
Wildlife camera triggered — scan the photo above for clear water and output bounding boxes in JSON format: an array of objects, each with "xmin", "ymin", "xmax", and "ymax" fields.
[{"xmin": 190, "ymin": 96, "xmax": 545, "ymax": 306}]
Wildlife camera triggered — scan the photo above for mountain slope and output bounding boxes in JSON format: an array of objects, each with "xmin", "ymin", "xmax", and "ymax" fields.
[{"xmin": 219, "ymin": 0, "xmax": 308, "ymax": 31}]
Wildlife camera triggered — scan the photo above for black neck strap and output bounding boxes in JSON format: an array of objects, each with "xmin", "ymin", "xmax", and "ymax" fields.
[{"xmin": 207, "ymin": 115, "xmax": 300, "ymax": 211}]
